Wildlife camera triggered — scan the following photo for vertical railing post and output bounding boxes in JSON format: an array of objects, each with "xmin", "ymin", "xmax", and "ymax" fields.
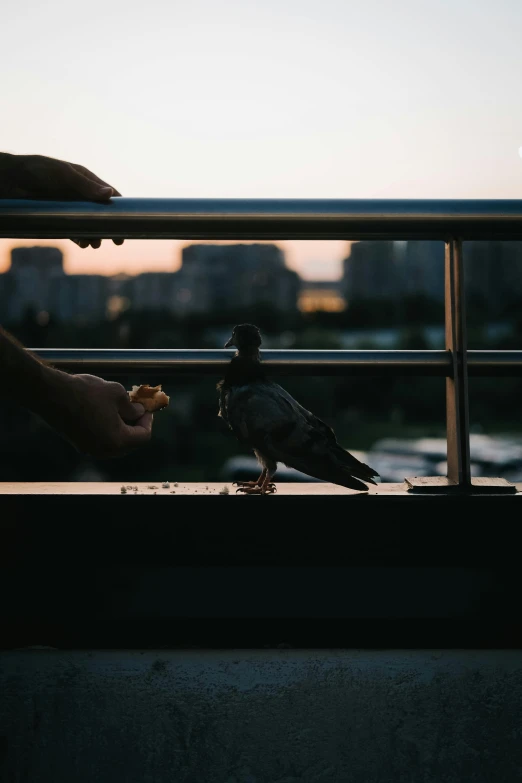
[{"xmin": 445, "ymin": 237, "xmax": 471, "ymax": 486}]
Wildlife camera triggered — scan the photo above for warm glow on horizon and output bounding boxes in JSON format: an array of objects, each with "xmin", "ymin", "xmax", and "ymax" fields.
[
  {"xmin": 298, "ymin": 288, "xmax": 347, "ymax": 313},
  {"xmin": 0, "ymin": 238, "xmax": 350, "ymax": 280}
]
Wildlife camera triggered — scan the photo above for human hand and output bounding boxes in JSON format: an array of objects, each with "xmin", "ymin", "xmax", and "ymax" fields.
[
  {"xmin": 0, "ymin": 152, "xmax": 124, "ymax": 250},
  {"xmin": 39, "ymin": 371, "xmax": 153, "ymax": 459}
]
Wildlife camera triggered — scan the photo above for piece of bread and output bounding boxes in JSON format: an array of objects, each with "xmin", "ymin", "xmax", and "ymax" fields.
[{"xmin": 128, "ymin": 384, "xmax": 170, "ymax": 412}]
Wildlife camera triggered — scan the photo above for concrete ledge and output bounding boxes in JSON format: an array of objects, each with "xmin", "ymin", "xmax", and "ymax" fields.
[{"xmin": 2, "ymin": 648, "xmax": 522, "ymax": 782}]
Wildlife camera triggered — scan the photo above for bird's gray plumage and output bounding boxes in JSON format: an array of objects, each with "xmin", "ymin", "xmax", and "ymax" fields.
[{"xmin": 218, "ymin": 323, "xmax": 379, "ymax": 493}]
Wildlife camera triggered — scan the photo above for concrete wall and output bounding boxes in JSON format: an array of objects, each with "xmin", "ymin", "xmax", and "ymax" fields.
[{"xmin": 2, "ymin": 649, "xmax": 522, "ymax": 782}]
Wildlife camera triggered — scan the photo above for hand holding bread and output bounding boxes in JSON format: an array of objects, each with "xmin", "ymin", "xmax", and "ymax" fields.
[{"xmin": 128, "ymin": 384, "xmax": 170, "ymax": 412}]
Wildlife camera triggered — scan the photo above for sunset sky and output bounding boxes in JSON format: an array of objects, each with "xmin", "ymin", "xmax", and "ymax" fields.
[{"xmin": 2, "ymin": 0, "xmax": 522, "ymax": 279}]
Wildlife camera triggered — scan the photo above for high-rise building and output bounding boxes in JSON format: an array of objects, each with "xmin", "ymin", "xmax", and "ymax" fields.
[
  {"xmin": 179, "ymin": 243, "xmax": 300, "ymax": 313},
  {"xmin": 463, "ymin": 241, "xmax": 522, "ymax": 315},
  {"xmin": 397, "ymin": 241, "xmax": 445, "ymax": 300},
  {"xmin": 342, "ymin": 240, "xmax": 444, "ymax": 303},
  {"xmin": 0, "ymin": 246, "xmax": 109, "ymax": 324},
  {"xmin": 342, "ymin": 241, "xmax": 396, "ymax": 302},
  {"xmin": 125, "ymin": 272, "xmax": 183, "ymax": 315},
  {"xmin": 1, "ymin": 246, "xmax": 66, "ymax": 322},
  {"xmin": 342, "ymin": 239, "xmax": 522, "ymax": 318},
  {"xmin": 126, "ymin": 243, "xmax": 301, "ymax": 315}
]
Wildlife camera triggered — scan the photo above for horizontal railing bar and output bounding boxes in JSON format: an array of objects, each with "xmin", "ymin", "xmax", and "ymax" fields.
[
  {"xmin": 467, "ymin": 351, "xmax": 522, "ymax": 376},
  {"xmin": 33, "ymin": 348, "xmax": 450, "ymax": 376},
  {"xmin": 29, "ymin": 349, "xmax": 522, "ymax": 377},
  {"xmin": 3, "ymin": 198, "xmax": 522, "ymax": 240}
]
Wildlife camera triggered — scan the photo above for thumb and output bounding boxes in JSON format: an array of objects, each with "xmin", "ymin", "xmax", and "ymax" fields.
[
  {"xmin": 65, "ymin": 165, "xmax": 114, "ymax": 201},
  {"xmin": 120, "ymin": 413, "xmax": 153, "ymax": 449},
  {"xmin": 119, "ymin": 395, "xmax": 146, "ymax": 423}
]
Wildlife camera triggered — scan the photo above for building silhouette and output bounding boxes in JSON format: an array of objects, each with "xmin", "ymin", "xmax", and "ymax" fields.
[
  {"xmin": 3, "ymin": 240, "xmax": 522, "ymax": 326},
  {"xmin": 1, "ymin": 246, "xmax": 66, "ymax": 322},
  {"xmin": 342, "ymin": 240, "xmax": 522, "ymax": 318},
  {"xmin": 1, "ymin": 242, "xmax": 302, "ymax": 324},
  {"xmin": 0, "ymin": 246, "xmax": 109, "ymax": 324},
  {"xmin": 125, "ymin": 243, "xmax": 300, "ymax": 316},
  {"xmin": 463, "ymin": 241, "xmax": 522, "ymax": 316},
  {"xmin": 342, "ymin": 240, "xmax": 445, "ymax": 303}
]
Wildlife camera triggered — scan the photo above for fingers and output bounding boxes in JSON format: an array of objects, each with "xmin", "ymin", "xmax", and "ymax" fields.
[
  {"xmin": 116, "ymin": 389, "xmax": 154, "ymax": 449},
  {"xmin": 68, "ymin": 167, "xmax": 123, "ymax": 246},
  {"xmin": 120, "ymin": 412, "xmax": 153, "ymax": 448},
  {"xmin": 122, "ymin": 401, "xmax": 147, "ymax": 423},
  {"xmin": 71, "ymin": 238, "xmax": 102, "ymax": 249},
  {"xmin": 115, "ymin": 400, "xmax": 153, "ymax": 456},
  {"xmin": 130, "ymin": 412, "xmax": 153, "ymax": 434},
  {"xmin": 70, "ymin": 238, "xmax": 99, "ymax": 249},
  {"xmin": 70, "ymin": 237, "xmax": 124, "ymax": 249}
]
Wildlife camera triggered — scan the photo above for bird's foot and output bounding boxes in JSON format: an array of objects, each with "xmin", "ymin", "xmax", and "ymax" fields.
[
  {"xmin": 235, "ymin": 483, "xmax": 277, "ymax": 495},
  {"xmin": 233, "ymin": 480, "xmax": 259, "ymax": 488}
]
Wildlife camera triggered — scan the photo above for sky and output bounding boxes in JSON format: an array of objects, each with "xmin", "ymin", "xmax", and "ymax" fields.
[{"xmin": 2, "ymin": 0, "xmax": 522, "ymax": 280}]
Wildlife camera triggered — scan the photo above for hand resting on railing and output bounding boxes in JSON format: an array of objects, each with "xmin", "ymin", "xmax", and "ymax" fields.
[{"xmin": 0, "ymin": 151, "xmax": 124, "ymax": 249}]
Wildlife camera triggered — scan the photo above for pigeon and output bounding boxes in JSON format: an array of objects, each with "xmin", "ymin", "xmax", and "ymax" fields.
[{"xmin": 217, "ymin": 323, "xmax": 380, "ymax": 494}]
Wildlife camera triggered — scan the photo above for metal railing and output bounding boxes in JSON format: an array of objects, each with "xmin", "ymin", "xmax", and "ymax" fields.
[
  {"xmin": 2, "ymin": 197, "xmax": 522, "ymax": 240},
  {"xmin": 25, "ymin": 348, "xmax": 522, "ymax": 377},
  {"xmin": 2, "ymin": 197, "xmax": 522, "ymax": 492}
]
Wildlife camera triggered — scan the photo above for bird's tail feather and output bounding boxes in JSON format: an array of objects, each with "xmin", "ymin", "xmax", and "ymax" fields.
[
  {"xmin": 290, "ymin": 458, "xmax": 378, "ymax": 491},
  {"xmin": 329, "ymin": 472, "xmax": 375, "ymax": 491},
  {"xmin": 341, "ymin": 464, "xmax": 379, "ymax": 485},
  {"xmin": 334, "ymin": 447, "xmax": 379, "ymax": 485}
]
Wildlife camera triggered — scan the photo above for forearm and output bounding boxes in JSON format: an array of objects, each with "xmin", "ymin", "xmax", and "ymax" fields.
[{"xmin": 0, "ymin": 326, "xmax": 71, "ymax": 415}]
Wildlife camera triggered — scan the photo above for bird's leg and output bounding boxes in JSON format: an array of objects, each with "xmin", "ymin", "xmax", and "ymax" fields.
[
  {"xmin": 260, "ymin": 472, "xmax": 277, "ymax": 494},
  {"xmin": 235, "ymin": 469, "xmax": 277, "ymax": 495}
]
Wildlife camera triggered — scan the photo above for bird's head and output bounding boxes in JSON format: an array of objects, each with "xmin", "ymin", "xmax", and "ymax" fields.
[{"xmin": 225, "ymin": 323, "xmax": 262, "ymax": 351}]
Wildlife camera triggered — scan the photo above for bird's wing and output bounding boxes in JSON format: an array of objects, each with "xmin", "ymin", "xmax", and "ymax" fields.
[
  {"xmin": 223, "ymin": 381, "xmax": 292, "ymax": 445},
  {"xmin": 226, "ymin": 381, "xmax": 379, "ymax": 489}
]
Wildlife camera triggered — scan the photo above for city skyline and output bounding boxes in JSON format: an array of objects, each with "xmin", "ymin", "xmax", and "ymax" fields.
[
  {"xmin": 4, "ymin": 238, "xmax": 520, "ymax": 327},
  {"xmin": 0, "ymin": 238, "xmax": 350, "ymax": 280}
]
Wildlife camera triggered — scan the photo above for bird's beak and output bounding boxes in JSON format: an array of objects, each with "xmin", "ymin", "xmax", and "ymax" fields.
[{"xmin": 224, "ymin": 336, "xmax": 235, "ymax": 348}]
